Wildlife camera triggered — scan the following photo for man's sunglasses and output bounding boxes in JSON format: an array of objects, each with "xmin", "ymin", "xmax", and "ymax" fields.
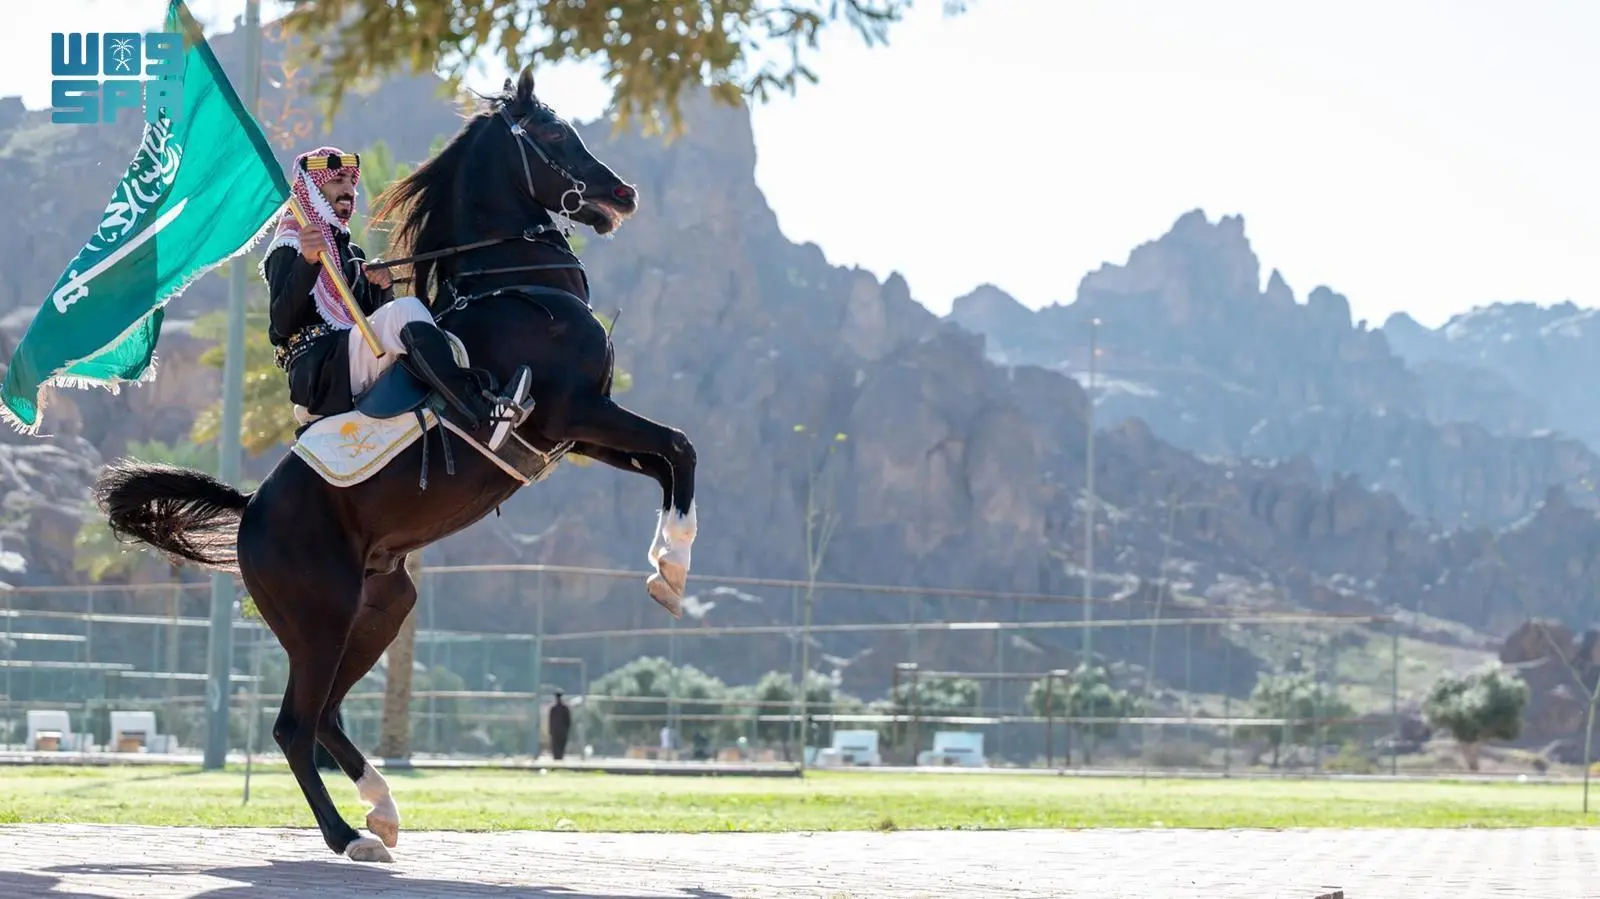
[{"xmin": 300, "ymin": 152, "xmax": 360, "ymax": 173}]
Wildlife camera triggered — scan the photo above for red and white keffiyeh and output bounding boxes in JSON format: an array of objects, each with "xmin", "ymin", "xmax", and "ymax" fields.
[{"xmin": 259, "ymin": 146, "xmax": 362, "ymax": 329}]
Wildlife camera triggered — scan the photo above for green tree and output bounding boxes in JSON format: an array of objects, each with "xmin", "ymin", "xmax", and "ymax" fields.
[
  {"xmin": 188, "ymin": 280, "xmax": 297, "ymax": 455},
  {"xmin": 1422, "ymin": 664, "xmax": 1530, "ymax": 772},
  {"xmin": 1246, "ymin": 670, "xmax": 1356, "ymax": 769},
  {"xmin": 872, "ymin": 675, "xmax": 980, "ymax": 761},
  {"xmin": 747, "ymin": 669, "xmax": 860, "ymax": 757},
  {"xmin": 280, "ymin": 0, "xmax": 971, "ymax": 134},
  {"xmin": 582, "ymin": 656, "xmax": 729, "ymax": 747},
  {"xmin": 1027, "ymin": 664, "xmax": 1138, "ymax": 765}
]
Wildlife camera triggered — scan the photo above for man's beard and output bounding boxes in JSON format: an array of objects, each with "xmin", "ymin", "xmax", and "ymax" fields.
[{"xmin": 332, "ymin": 193, "xmax": 355, "ymax": 221}]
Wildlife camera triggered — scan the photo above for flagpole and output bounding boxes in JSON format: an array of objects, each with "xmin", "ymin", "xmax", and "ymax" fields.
[
  {"xmin": 204, "ymin": 0, "xmax": 260, "ymax": 772},
  {"xmin": 285, "ymin": 195, "xmax": 385, "ymax": 358}
]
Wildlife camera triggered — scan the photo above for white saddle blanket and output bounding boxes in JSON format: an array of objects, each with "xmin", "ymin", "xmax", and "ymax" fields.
[
  {"xmin": 290, "ymin": 330, "xmax": 486, "ymax": 487},
  {"xmin": 288, "ymin": 333, "xmax": 543, "ymax": 488},
  {"xmin": 291, "ymin": 408, "xmax": 440, "ymax": 487}
]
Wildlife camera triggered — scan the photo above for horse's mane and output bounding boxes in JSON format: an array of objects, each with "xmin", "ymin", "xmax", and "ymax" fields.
[
  {"xmin": 369, "ymin": 121, "xmax": 478, "ymax": 306},
  {"xmin": 371, "ymin": 76, "xmax": 533, "ymax": 305}
]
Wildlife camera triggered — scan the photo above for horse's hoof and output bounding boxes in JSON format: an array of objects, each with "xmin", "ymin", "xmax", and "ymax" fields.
[
  {"xmin": 647, "ymin": 574, "xmax": 683, "ymax": 618},
  {"xmin": 658, "ymin": 557, "xmax": 689, "ymax": 597},
  {"xmin": 346, "ymin": 836, "xmax": 394, "ymax": 863},
  {"xmin": 366, "ymin": 811, "xmax": 400, "ymax": 849}
]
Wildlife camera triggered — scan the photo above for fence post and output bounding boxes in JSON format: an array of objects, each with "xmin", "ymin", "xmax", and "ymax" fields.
[
  {"xmin": 909, "ymin": 663, "xmax": 922, "ymax": 766},
  {"xmin": 531, "ymin": 573, "xmax": 545, "ymax": 760},
  {"xmin": 1223, "ymin": 632, "xmax": 1233, "ymax": 777},
  {"xmin": 1327, "ymin": 634, "xmax": 1341, "ymax": 771},
  {"xmin": 994, "ymin": 618, "xmax": 1006, "ymax": 762},
  {"xmin": 1183, "ymin": 622, "xmax": 1193, "ymax": 758},
  {"xmin": 1047, "ymin": 668, "xmax": 1069, "ymax": 769},
  {"xmin": 1390, "ymin": 617, "xmax": 1400, "ymax": 776}
]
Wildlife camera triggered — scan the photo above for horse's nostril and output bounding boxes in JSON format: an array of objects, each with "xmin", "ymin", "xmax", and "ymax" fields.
[{"xmin": 613, "ymin": 185, "xmax": 636, "ymax": 201}]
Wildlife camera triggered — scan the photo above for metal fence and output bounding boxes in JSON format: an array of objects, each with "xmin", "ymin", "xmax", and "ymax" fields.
[{"xmin": 0, "ymin": 565, "xmax": 1515, "ymax": 775}]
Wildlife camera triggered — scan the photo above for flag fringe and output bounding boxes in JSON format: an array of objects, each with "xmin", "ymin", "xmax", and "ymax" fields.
[{"xmin": 0, "ymin": 204, "xmax": 286, "ymax": 438}]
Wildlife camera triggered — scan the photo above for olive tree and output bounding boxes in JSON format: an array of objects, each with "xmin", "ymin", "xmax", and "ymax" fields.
[
  {"xmin": 1422, "ymin": 664, "xmax": 1529, "ymax": 773},
  {"xmin": 278, "ymin": 0, "xmax": 971, "ymax": 133}
]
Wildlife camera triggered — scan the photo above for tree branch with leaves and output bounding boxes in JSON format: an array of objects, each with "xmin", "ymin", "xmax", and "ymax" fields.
[{"xmin": 277, "ymin": 0, "xmax": 970, "ymax": 135}]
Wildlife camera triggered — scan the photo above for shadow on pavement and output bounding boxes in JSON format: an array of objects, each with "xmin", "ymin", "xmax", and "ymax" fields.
[{"xmin": 37, "ymin": 859, "xmax": 741, "ymax": 899}]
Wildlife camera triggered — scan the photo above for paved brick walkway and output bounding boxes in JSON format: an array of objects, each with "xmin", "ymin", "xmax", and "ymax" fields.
[{"xmin": 0, "ymin": 825, "xmax": 1589, "ymax": 898}]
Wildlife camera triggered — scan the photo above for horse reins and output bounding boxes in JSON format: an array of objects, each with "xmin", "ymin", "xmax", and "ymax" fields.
[{"xmin": 360, "ymin": 104, "xmax": 590, "ymax": 294}]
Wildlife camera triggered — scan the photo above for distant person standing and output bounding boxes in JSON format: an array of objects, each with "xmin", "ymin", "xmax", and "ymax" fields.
[{"xmin": 548, "ymin": 691, "xmax": 572, "ymax": 761}]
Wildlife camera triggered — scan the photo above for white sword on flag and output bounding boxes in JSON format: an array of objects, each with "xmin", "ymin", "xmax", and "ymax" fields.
[{"xmin": 286, "ymin": 194, "xmax": 385, "ymax": 360}]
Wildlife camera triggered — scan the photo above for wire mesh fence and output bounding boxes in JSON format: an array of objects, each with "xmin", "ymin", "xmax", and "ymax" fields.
[{"xmin": 0, "ymin": 564, "xmax": 1516, "ymax": 775}]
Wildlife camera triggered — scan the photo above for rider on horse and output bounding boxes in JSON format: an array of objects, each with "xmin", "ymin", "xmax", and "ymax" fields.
[{"xmin": 262, "ymin": 145, "xmax": 531, "ymax": 450}]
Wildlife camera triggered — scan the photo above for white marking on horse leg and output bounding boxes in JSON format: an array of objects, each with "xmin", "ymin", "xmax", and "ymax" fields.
[
  {"xmin": 345, "ymin": 835, "xmax": 394, "ymax": 863},
  {"xmin": 647, "ymin": 509, "xmax": 671, "ymax": 567},
  {"xmin": 657, "ymin": 500, "xmax": 697, "ymax": 593},
  {"xmin": 646, "ymin": 501, "xmax": 696, "ymax": 617},
  {"xmin": 662, "ymin": 501, "xmax": 696, "ymax": 573},
  {"xmin": 356, "ymin": 763, "xmax": 400, "ymax": 848},
  {"xmin": 664, "ymin": 500, "xmax": 698, "ymax": 546}
]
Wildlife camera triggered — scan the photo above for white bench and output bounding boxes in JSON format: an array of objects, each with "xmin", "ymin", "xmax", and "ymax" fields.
[
  {"xmin": 815, "ymin": 729, "xmax": 882, "ymax": 767},
  {"xmin": 917, "ymin": 731, "xmax": 987, "ymax": 767},
  {"xmin": 25, "ymin": 709, "xmax": 92, "ymax": 751},
  {"xmin": 109, "ymin": 710, "xmax": 172, "ymax": 753}
]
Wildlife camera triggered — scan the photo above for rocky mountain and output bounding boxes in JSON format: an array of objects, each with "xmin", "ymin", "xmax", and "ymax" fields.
[
  {"xmin": 1498, "ymin": 619, "xmax": 1600, "ymax": 758},
  {"xmin": 1385, "ymin": 303, "xmax": 1600, "ymax": 451},
  {"xmin": 2, "ymin": 18, "xmax": 1597, "ymax": 710},
  {"xmin": 947, "ymin": 212, "xmax": 1600, "ymax": 530}
]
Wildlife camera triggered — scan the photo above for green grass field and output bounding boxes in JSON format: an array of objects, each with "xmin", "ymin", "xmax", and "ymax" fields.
[{"xmin": 0, "ymin": 766, "xmax": 1594, "ymax": 831}]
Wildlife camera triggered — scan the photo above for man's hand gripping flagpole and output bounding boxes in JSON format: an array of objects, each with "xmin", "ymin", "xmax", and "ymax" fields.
[{"xmin": 286, "ymin": 193, "xmax": 385, "ymax": 360}]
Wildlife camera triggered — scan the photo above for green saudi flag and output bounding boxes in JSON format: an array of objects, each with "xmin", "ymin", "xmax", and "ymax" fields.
[{"xmin": 0, "ymin": 0, "xmax": 290, "ymax": 434}]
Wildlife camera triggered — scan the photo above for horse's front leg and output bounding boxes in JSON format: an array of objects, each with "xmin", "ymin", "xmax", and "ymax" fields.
[
  {"xmin": 554, "ymin": 401, "xmax": 696, "ymax": 616},
  {"xmin": 570, "ymin": 441, "xmax": 672, "ymax": 510}
]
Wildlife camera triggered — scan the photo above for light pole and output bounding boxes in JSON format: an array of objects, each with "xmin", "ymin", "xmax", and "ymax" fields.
[
  {"xmin": 795, "ymin": 426, "xmax": 844, "ymax": 770},
  {"xmin": 1141, "ymin": 496, "xmax": 1226, "ymax": 777},
  {"xmin": 205, "ymin": 0, "xmax": 260, "ymax": 771}
]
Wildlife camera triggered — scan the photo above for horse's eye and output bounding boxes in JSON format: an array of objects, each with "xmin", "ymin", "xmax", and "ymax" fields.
[{"xmin": 539, "ymin": 126, "xmax": 567, "ymax": 143}]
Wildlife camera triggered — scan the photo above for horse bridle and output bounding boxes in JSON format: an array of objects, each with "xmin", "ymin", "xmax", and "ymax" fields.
[
  {"xmin": 363, "ymin": 105, "xmax": 590, "ymax": 299},
  {"xmin": 500, "ymin": 105, "xmax": 588, "ymax": 226}
]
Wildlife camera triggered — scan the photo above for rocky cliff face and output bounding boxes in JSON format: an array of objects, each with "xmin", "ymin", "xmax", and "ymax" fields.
[
  {"xmin": 1385, "ymin": 303, "xmax": 1600, "ymax": 450},
  {"xmin": 948, "ymin": 211, "xmax": 1600, "ymax": 529},
  {"xmin": 1499, "ymin": 619, "xmax": 1600, "ymax": 757},
  {"xmin": 1, "ymin": 21, "xmax": 1595, "ymax": 701}
]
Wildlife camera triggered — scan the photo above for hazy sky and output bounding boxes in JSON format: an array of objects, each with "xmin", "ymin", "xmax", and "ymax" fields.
[{"xmin": 5, "ymin": 0, "xmax": 1594, "ymax": 327}]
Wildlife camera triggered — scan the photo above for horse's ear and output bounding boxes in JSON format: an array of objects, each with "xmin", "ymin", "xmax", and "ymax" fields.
[
  {"xmin": 502, "ymin": 76, "xmax": 515, "ymax": 94},
  {"xmin": 516, "ymin": 65, "xmax": 536, "ymax": 102}
]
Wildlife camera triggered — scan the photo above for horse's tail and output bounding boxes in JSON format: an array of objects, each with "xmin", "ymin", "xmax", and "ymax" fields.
[{"xmin": 94, "ymin": 458, "xmax": 250, "ymax": 573}]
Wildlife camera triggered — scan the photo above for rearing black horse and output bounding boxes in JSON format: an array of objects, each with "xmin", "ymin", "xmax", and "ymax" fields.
[{"xmin": 93, "ymin": 67, "xmax": 698, "ymax": 862}]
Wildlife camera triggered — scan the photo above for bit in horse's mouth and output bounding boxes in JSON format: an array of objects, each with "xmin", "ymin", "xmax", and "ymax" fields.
[{"xmin": 589, "ymin": 200, "xmax": 628, "ymax": 233}]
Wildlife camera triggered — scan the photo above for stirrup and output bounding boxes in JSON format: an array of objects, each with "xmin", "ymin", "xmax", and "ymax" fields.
[{"xmin": 486, "ymin": 366, "xmax": 532, "ymax": 452}]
